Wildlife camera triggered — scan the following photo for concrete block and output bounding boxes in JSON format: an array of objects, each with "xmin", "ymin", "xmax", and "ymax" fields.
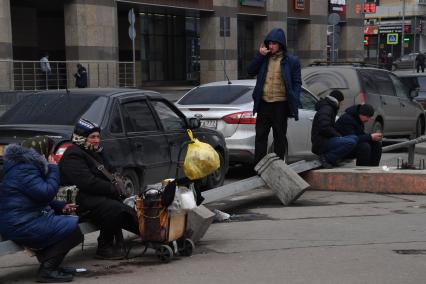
[
  {"xmin": 303, "ymin": 168, "xmax": 426, "ymax": 194},
  {"xmin": 255, "ymin": 153, "xmax": 310, "ymax": 205},
  {"xmin": 187, "ymin": 205, "xmax": 215, "ymax": 243}
]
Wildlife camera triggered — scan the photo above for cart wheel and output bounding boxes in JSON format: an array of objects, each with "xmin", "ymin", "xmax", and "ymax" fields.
[
  {"xmin": 179, "ymin": 239, "xmax": 195, "ymax": 257},
  {"xmin": 156, "ymin": 245, "xmax": 173, "ymax": 263}
]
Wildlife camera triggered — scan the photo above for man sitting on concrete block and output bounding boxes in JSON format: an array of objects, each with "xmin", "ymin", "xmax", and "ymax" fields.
[
  {"xmin": 335, "ymin": 104, "xmax": 383, "ymax": 166},
  {"xmin": 311, "ymin": 90, "xmax": 358, "ymax": 169}
]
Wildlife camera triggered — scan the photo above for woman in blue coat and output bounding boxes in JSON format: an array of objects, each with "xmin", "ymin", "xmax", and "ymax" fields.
[{"xmin": 0, "ymin": 136, "xmax": 83, "ymax": 283}]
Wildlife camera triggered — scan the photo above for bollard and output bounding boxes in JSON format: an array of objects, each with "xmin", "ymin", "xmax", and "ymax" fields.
[{"xmin": 255, "ymin": 153, "xmax": 311, "ymax": 205}]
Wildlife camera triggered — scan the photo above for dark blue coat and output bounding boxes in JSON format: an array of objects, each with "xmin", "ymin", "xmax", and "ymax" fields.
[
  {"xmin": 335, "ymin": 105, "xmax": 372, "ymax": 143},
  {"xmin": 247, "ymin": 28, "xmax": 302, "ymax": 120},
  {"xmin": 0, "ymin": 144, "xmax": 78, "ymax": 250}
]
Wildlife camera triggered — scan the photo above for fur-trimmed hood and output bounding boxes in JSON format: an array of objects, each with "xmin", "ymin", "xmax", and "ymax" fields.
[{"xmin": 3, "ymin": 144, "xmax": 49, "ymax": 175}]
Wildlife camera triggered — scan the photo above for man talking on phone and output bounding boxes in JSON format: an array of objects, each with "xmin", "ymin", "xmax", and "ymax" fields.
[
  {"xmin": 247, "ymin": 28, "xmax": 302, "ymax": 165},
  {"xmin": 335, "ymin": 104, "xmax": 383, "ymax": 166}
]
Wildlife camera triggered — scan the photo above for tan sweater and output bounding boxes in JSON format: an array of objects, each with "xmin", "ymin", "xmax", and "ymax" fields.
[{"xmin": 262, "ymin": 51, "xmax": 287, "ymax": 102}]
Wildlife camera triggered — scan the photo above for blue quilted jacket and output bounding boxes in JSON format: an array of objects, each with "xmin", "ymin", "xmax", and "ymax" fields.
[{"xmin": 0, "ymin": 144, "xmax": 78, "ymax": 249}]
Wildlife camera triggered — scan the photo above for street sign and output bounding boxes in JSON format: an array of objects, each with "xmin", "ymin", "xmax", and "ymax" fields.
[
  {"xmin": 128, "ymin": 9, "xmax": 135, "ymax": 25},
  {"xmin": 128, "ymin": 26, "xmax": 136, "ymax": 40},
  {"xmin": 386, "ymin": 33, "xmax": 398, "ymax": 45},
  {"xmin": 328, "ymin": 13, "xmax": 340, "ymax": 25}
]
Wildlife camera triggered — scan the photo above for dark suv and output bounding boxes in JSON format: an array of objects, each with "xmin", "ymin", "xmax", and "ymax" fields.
[
  {"xmin": 302, "ymin": 64, "xmax": 425, "ymax": 138},
  {"xmin": 0, "ymin": 89, "xmax": 229, "ymax": 193}
]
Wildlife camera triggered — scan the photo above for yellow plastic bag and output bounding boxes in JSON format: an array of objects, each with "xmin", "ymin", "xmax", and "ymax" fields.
[{"xmin": 183, "ymin": 129, "xmax": 220, "ymax": 180}]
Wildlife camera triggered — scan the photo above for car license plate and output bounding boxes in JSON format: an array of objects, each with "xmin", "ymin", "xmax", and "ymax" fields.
[{"xmin": 200, "ymin": 120, "xmax": 217, "ymax": 129}]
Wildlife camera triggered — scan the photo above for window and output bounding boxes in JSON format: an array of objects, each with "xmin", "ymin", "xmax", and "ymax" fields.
[
  {"xmin": 121, "ymin": 100, "xmax": 158, "ymax": 132},
  {"xmin": 109, "ymin": 103, "xmax": 123, "ymax": 134},
  {"xmin": 299, "ymin": 90, "xmax": 317, "ymax": 110},
  {"xmin": 0, "ymin": 94, "xmax": 103, "ymax": 126},
  {"xmin": 359, "ymin": 70, "xmax": 378, "ymax": 94},
  {"xmin": 389, "ymin": 74, "xmax": 410, "ymax": 99},
  {"xmin": 179, "ymin": 86, "xmax": 253, "ymax": 105},
  {"xmin": 150, "ymin": 100, "xmax": 186, "ymax": 131},
  {"xmin": 369, "ymin": 71, "xmax": 395, "ymax": 96}
]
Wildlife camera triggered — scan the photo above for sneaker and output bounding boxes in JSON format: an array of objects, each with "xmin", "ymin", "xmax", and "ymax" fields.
[
  {"xmin": 319, "ymin": 155, "xmax": 333, "ymax": 169},
  {"xmin": 213, "ymin": 209, "xmax": 231, "ymax": 222}
]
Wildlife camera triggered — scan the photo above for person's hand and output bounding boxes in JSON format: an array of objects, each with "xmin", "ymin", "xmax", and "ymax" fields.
[
  {"xmin": 48, "ymin": 154, "xmax": 57, "ymax": 165},
  {"xmin": 371, "ymin": 132, "xmax": 383, "ymax": 142},
  {"xmin": 259, "ymin": 43, "xmax": 270, "ymax": 56},
  {"xmin": 63, "ymin": 203, "xmax": 78, "ymax": 214}
]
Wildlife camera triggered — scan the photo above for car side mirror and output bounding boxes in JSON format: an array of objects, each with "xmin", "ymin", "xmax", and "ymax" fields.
[
  {"xmin": 409, "ymin": 88, "xmax": 419, "ymax": 99},
  {"xmin": 188, "ymin": 117, "xmax": 201, "ymax": 129}
]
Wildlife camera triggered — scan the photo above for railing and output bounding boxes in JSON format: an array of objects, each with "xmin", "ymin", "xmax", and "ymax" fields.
[
  {"xmin": 1, "ymin": 60, "xmax": 135, "ymax": 91},
  {"xmin": 382, "ymin": 135, "xmax": 426, "ymax": 165}
]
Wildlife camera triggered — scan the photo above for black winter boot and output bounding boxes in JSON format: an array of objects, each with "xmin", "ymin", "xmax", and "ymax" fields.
[
  {"xmin": 95, "ymin": 240, "xmax": 126, "ymax": 260},
  {"xmin": 37, "ymin": 254, "xmax": 73, "ymax": 283}
]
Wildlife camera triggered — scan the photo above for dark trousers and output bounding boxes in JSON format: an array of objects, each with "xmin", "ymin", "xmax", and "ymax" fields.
[
  {"xmin": 254, "ymin": 100, "xmax": 288, "ymax": 164},
  {"xmin": 349, "ymin": 141, "xmax": 382, "ymax": 166},
  {"xmin": 417, "ymin": 64, "xmax": 425, "ymax": 73},
  {"xmin": 324, "ymin": 135, "xmax": 358, "ymax": 165},
  {"xmin": 85, "ymin": 199, "xmax": 139, "ymax": 245},
  {"xmin": 36, "ymin": 227, "xmax": 83, "ymax": 263}
]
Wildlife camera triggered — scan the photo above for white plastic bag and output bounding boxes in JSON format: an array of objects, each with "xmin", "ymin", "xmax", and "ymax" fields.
[
  {"xmin": 179, "ymin": 186, "xmax": 197, "ymax": 211},
  {"xmin": 169, "ymin": 185, "xmax": 196, "ymax": 211}
]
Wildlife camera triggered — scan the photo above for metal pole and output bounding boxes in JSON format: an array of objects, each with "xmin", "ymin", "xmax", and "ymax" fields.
[
  {"xmin": 332, "ymin": 25, "xmax": 335, "ymax": 62},
  {"xmin": 401, "ymin": 0, "xmax": 406, "ymax": 58},
  {"xmin": 132, "ymin": 37, "xmax": 136, "ymax": 88},
  {"xmin": 377, "ymin": 19, "xmax": 381, "ymax": 66},
  {"xmin": 413, "ymin": 16, "xmax": 417, "ymax": 71}
]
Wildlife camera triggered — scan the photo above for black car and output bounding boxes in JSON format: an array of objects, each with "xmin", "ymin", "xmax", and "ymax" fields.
[{"xmin": 0, "ymin": 88, "xmax": 229, "ymax": 194}]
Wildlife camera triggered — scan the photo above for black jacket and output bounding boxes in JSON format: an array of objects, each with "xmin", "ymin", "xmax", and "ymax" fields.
[
  {"xmin": 335, "ymin": 105, "xmax": 372, "ymax": 143},
  {"xmin": 59, "ymin": 145, "xmax": 120, "ymax": 213},
  {"xmin": 311, "ymin": 96, "xmax": 341, "ymax": 155},
  {"xmin": 74, "ymin": 66, "xmax": 88, "ymax": 88}
]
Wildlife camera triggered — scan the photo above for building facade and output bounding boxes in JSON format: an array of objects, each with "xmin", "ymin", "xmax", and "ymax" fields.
[
  {"xmin": 0, "ymin": 0, "xmax": 364, "ymax": 90},
  {"xmin": 364, "ymin": 0, "xmax": 426, "ymax": 62}
]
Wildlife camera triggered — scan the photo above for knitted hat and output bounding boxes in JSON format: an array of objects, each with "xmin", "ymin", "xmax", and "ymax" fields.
[
  {"xmin": 329, "ymin": 90, "xmax": 344, "ymax": 102},
  {"xmin": 359, "ymin": 104, "xmax": 375, "ymax": 117},
  {"xmin": 73, "ymin": 118, "xmax": 100, "ymax": 138},
  {"xmin": 21, "ymin": 135, "xmax": 54, "ymax": 159}
]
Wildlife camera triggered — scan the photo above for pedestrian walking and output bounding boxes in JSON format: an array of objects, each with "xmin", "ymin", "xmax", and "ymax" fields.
[
  {"xmin": 74, "ymin": 64, "xmax": 88, "ymax": 88},
  {"xmin": 0, "ymin": 136, "xmax": 83, "ymax": 283},
  {"xmin": 415, "ymin": 52, "xmax": 425, "ymax": 73},
  {"xmin": 311, "ymin": 90, "xmax": 358, "ymax": 169},
  {"xmin": 247, "ymin": 28, "xmax": 302, "ymax": 165},
  {"xmin": 335, "ymin": 104, "xmax": 383, "ymax": 166},
  {"xmin": 40, "ymin": 53, "xmax": 51, "ymax": 89},
  {"xmin": 385, "ymin": 53, "xmax": 393, "ymax": 71}
]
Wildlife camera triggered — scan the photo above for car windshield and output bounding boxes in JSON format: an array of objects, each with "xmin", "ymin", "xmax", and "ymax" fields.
[
  {"xmin": 178, "ymin": 85, "xmax": 253, "ymax": 105},
  {"xmin": 0, "ymin": 94, "xmax": 105, "ymax": 125}
]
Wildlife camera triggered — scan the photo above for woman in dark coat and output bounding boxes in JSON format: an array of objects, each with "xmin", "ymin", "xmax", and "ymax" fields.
[
  {"xmin": 59, "ymin": 118, "xmax": 139, "ymax": 260},
  {"xmin": 0, "ymin": 136, "xmax": 83, "ymax": 283}
]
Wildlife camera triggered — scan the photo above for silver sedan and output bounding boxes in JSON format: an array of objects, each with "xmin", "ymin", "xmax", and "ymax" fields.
[{"xmin": 176, "ymin": 80, "xmax": 319, "ymax": 165}]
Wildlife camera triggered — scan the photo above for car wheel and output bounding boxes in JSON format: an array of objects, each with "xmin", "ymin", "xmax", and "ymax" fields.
[
  {"xmin": 372, "ymin": 120, "xmax": 383, "ymax": 134},
  {"xmin": 122, "ymin": 169, "xmax": 140, "ymax": 196},
  {"xmin": 415, "ymin": 117, "xmax": 425, "ymax": 138},
  {"xmin": 195, "ymin": 150, "xmax": 226, "ymax": 190}
]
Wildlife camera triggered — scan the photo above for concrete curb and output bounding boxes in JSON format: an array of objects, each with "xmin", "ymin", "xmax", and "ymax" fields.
[{"xmin": 302, "ymin": 168, "xmax": 426, "ymax": 194}]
